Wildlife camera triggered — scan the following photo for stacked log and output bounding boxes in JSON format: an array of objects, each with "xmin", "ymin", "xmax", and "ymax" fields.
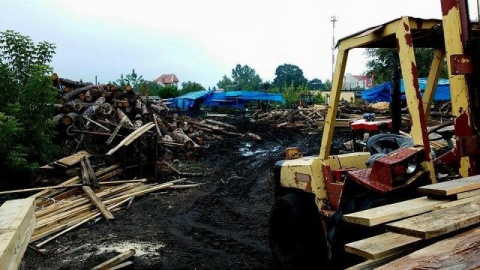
[{"xmin": 50, "ymin": 75, "xmax": 263, "ymax": 171}]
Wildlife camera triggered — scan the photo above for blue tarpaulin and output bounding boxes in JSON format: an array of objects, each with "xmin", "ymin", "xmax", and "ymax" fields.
[
  {"xmin": 166, "ymin": 90, "xmax": 215, "ymax": 110},
  {"xmin": 361, "ymin": 78, "xmax": 450, "ymax": 103},
  {"xmin": 167, "ymin": 90, "xmax": 286, "ymax": 110}
]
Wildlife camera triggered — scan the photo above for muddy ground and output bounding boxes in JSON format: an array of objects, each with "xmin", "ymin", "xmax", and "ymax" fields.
[{"xmin": 21, "ymin": 117, "xmax": 350, "ymax": 270}]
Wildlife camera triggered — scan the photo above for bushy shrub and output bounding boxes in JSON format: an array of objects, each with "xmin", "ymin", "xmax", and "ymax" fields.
[{"xmin": 0, "ymin": 30, "xmax": 61, "ymax": 186}]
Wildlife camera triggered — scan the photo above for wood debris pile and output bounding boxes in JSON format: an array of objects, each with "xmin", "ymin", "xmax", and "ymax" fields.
[{"xmin": 0, "ymin": 152, "xmax": 203, "ymax": 255}]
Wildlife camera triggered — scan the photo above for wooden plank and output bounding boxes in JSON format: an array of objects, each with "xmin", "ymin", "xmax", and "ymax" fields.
[
  {"xmin": 102, "ymin": 178, "xmax": 186, "ymax": 204},
  {"xmin": 83, "ymin": 156, "xmax": 98, "ymax": 188},
  {"xmin": 343, "ymin": 196, "xmax": 448, "ymax": 226},
  {"xmin": 56, "ymin": 150, "xmax": 91, "ymax": 166},
  {"xmin": 435, "ymin": 194, "xmax": 480, "ymax": 210},
  {"xmin": 376, "ymin": 227, "xmax": 480, "ymax": 270},
  {"xmin": 386, "ymin": 201, "xmax": 480, "ymax": 239},
  {"xmin": 106, "ymin": 122, "xmax": 155, "ymax": 155},
  {"xmin": 345, "ymin": 249, "xmax": 416, "ymax": 270},
  {"xmin": 0, "ymin": 198, "xmax": 36, "ymax": 269},
  {"xmin": 456, "ymin": 188, "xmax": 480, "ymax": 199},
  {"xmin": 109, "ymin": 261, "xmax": 133, "ymax": 270},
  {"xmin": 36, "ymin": 198, "xmax": 131, "ymax": 248},
  {"xmin": 91, "ymin": 249, "xmax": 135, "ymax": 270},
  {"xmin": 418, "ymin": 175, "xmax": 480, "ymax": 196},
  {"xmin": 81, "ymin": 157, "xmax": 91, "ymax": 185},
  {"xmin": 82, "ymin": 186, "xmax": 115, "ymax": 220},
  {"xmin": 345, "ymin": 232, "xmax": 422, "ymax": 260}
]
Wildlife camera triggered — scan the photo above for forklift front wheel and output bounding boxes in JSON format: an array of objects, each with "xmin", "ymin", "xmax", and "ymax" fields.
[{"xmin": 269, "ymin": 193, "xmax": 329, "ymax": 269}]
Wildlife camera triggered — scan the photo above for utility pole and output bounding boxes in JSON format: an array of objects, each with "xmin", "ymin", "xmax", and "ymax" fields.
[{"xmin": 330, "ymin": 15, "xmax": 338, "ymax": 84}]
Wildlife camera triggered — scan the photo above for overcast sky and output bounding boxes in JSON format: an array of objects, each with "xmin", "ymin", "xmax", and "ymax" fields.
[{"xmin": 1, "ymin": 0, "xmax": 478, "ymax": 88}]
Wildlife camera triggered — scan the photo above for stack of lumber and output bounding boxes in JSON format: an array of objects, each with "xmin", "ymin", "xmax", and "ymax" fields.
[
  {"xmin": 343, "ymin": 175, "xmax": 480, "ymax": 269},
  {"xmin": 0, "ymin": 198, "xmax": 36, "ymax": 270}
]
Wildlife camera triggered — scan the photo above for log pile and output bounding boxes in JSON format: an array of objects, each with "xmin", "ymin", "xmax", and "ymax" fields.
[
  {"xmin": 50, "ymin": 74, "xmax": 262, "ymax": 175},
  {"xmin": 250, "ymin": 107, "xmax": 327, "ymax": 129}
]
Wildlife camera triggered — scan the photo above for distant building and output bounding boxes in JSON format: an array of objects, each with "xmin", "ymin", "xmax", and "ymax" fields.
[
  {"xmin": 154, "ymin": 74, "xmax": 179, "ymax": 87},
  {"xmin": 317, "ymin": 73, "xmax": 373, "ymax": 104},
  {"xmin": 343, "ymin": 73, "xmax": 373, "ymax": 90}
]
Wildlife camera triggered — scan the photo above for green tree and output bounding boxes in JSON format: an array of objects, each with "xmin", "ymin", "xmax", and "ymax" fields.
[
  {"xmin": 217, "ymin": 64, "xmax": 262, "ymax": 90},
  {"xmin": 126, "ymin": 69, "xmax": 144, "ymax": 91},
  {"xmin": 180, "ymin": 81, "xmax": 204, "ymax": 95},
  {"xmin": 231, "ymin": 64, "xmax": 262, "ymax": 90},
  {"xmin": 113, "ymin": 69, "xmax": 144, "ymax": 91},
  {"xmin": 273, "ymin": 64, "xmax": 308, "ymax": 89},
  {"xmin": 158, "ymin": 85, "xmax": 179, "ymax": 99},
  {"xmin": 281, "ymin": 83, "xmax": 311, "ymax": 108},
  {"xmin": 217, "ymin": 75, "xmax": 234, "ymax": 90},
  {"xmin": 139, "ymin": 81, "xmax": 161, "ymax": 96},
  {"xmin": 0, "ymin": 30, "xmax": 60, "ymax": 183},
  {"xmin": 308, "ymin": 78, "xmax": 326, "ymax": 90},
  {"xmin": 364, "ymin": 48, "xmax": 448, "ymax": 84},
  {"xmin": 323, "ymin": 79, "xmax": 332, "ymax": 91}
]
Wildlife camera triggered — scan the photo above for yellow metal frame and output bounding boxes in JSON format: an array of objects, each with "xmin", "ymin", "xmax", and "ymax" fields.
[
  {"xmin": 441, "ymin": 0, "xmax": 474, "ymax": 177},
  {"xmin": 279, "ymin": 17, "xmax": 443, "ymax": 208}
]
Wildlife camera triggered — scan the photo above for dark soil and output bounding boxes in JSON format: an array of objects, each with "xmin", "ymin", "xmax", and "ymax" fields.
[{"xmin": 21, "ymin": 117, "xmax": 350, "ymax": 270}]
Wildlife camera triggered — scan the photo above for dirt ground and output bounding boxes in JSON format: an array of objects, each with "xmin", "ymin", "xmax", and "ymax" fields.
[{"xmin": 21, "ymin": 116, "xmax": 350, "ymax": 270}]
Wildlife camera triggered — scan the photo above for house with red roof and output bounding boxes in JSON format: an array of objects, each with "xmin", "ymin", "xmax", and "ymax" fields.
[{"xmin": 154, "ymin": 74, "xmax": 179, "ymax": 87}]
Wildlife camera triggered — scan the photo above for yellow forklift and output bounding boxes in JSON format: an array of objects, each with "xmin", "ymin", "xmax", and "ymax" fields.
[{"xmin": 269, "ymin": 1, "xmax": 480, "ymax": 269}]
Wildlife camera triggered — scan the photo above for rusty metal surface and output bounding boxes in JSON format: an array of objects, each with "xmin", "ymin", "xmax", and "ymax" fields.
[
  {"xmin": 457, "ymin": 135, "xmax": 480, "ymax": 156},
  {"xmin": 450, "ymin": 54, "xmax": 474, "ymax": 75},
  {"xmin": 321, "ymin": 164, "xmax": 344, "ymax": 210}
]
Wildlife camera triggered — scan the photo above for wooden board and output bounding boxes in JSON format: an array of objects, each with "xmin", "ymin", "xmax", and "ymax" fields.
[
  {"xmin": 434, "ymin": 194, "xmax": 480, "ymax": 210},
  {"xmin": 456, "ymin": 188, "xmax": 480, "ymax": 199},
  {"xmin": 345, "ymin": 232, "xmax": 422, "ymax": 260},
  {"xmin": 106, "ymin": 122, "xmax": 154, "ymax": 155},
  {"xmin": 418, "ymin": 175, "xmax": 480, "ymax": 196},
  {"xmin": 386, "ymin": 201, "xmax": 480, "ymax": 239},
  {"xmin": 82, "ymin": 186, "xmax": 114, "ymax": 220},
  {"xmin": 91, "ymin": 249, "xmax": 135, "ymax": 270},
  {"xmin": 56, "ymin": 150, "xmax": 91, "ymax": 166},
  {"xmin": 345, "ymin": 249, "xmax": 415, "ymax": 270},
  {"xmin": 0, "ymin": 198, "xmax": 36, "ymax": 269},
  {"xmin": 376, "ymin": 227, "xmax": 480, "ymax": 270},
  {"xmin": 343, "ymin": 196, "xmax": 448, "ymax": 226}
]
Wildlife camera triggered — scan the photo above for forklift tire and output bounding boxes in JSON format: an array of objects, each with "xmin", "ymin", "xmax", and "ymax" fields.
[{"xmin": 269, "ymin": 193, "xmax": 329, "ymax": 270}]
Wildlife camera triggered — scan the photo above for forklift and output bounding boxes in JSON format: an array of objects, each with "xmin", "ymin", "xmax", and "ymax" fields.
[
  {"xmin": 299, "ymin": 92, "xmax": 314, "ymax": 108},
  {"xmin": 269, "ymin": 1, "xmax": 480, "ymax": 269}
]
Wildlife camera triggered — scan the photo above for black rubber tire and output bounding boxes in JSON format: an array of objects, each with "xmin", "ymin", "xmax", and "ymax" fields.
[{"xmin": 269, "ymin": 193, "xmax": 329, "ymax": 270}]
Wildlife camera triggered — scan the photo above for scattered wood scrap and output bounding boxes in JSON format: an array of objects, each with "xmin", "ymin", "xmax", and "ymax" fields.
[{"xmin": 91, "ymin": 249, "xmax": 135, "ymax": 270}]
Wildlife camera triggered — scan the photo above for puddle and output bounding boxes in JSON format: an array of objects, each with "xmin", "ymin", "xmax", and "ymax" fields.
[{"xmin": 238, "ymin": 142, "xmax": 281, "ymax": 157}]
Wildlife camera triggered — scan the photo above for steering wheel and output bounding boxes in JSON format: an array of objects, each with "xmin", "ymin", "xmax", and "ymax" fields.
[{"xmin": 428, "ymin": 121, "xmax": 454, "ymax": 141}]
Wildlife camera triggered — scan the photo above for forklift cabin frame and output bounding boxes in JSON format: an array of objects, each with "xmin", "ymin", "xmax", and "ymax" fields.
[{"xmin": 276, "ymin": 15, "xmax": 479, "ymax": 212}]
